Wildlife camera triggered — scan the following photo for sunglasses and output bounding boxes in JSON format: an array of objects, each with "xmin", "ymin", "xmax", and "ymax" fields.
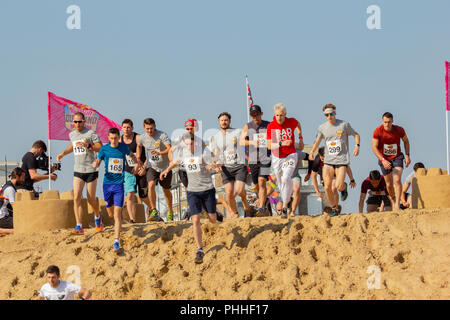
[
  {"xmin": 73, "ymin": 120, "xmax": 84, "ymax": 124},
  {"xmin": 324, "ymin": 112, "xmax": 335, "ymax": 117}
]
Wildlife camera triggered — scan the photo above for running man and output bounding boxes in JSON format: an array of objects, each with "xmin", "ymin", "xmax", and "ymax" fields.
[
  {"xmin": 57, "ymin": 112, "xmax": 103, "ymax": 235},
  {"xmin": 93, "ymin": 128, "xmax": 141, "ymax": 253},
  {"xmin": 121, "ymin": 119, "xmax": 149, "ymax": 223},
  {"xmin": 35, "ymin": 265, "xmax": 91, "ymax": 300},
  {"xmin": 161, "ymin": 132, "xmax": 221, "ymax": 263},
  {"xmin": 309, "ymin": 104, "xmax": 360, "ymax": 217},
  {"xmin": 401, "ymin": 162, "xmax": 425, "ymax": 208},
  {"xmin": 372, "ymin": 112, "xmax": 411, "ymax": 211},
  {"xmin": 359, "ymin": 170, "xmax": 392, "ymax": 213},
  {"xmin": 136, "ymin": 118, "xmax": 174, "ymax": 221},
  {"xmin": 239, "ymin": 105, "xmax": 272, "ymax": 217},
  {"xmin": 266, "ymin": 103, "xmax": 304, "ymax": 218},
  {"xmin": 209, "ymin": 112, "xmax": 253, "ymax": 218},
  {"xmin": 309, "ymin": 147, "xmax": 356, "ymax": 214}
]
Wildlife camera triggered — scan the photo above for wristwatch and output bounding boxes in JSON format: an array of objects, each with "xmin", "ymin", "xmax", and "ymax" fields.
[{"xmin": 279, "ymin": 141, "xmax": 282, "ymax": 147}]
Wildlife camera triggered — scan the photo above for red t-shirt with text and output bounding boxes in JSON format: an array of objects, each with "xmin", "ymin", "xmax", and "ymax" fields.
[
  {"xmin": 266, "ymin": 117, "xmax": 298, "ymax": 158},
  {"xmin": 373, "ymin": 125, "xmax": 406, "ymax": 161}
]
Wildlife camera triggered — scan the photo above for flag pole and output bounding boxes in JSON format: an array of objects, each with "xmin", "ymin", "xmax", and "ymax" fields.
[
  {"xmin": 446, "ymin": 62, "xmax": 450, "ymax": 173},
  {"xmin": 47, "ymin": 91, "xmax": 52, "ymax": 190},
  {"xmin": 446, "ymin": 110, "xmax": 449, "ymax": 173},
  {"xmin": 246, "ymin": 75, "xmax": 250, "ymax": 123}
]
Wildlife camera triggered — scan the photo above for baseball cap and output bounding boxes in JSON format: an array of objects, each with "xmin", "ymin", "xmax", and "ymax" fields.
[
  {"xmin": 184, "ymin": 119, "xmax": 198, "ymax": 129},
  {"xmin": 249, "ymin": 105, "xmax": 262, "ymax": 114}
]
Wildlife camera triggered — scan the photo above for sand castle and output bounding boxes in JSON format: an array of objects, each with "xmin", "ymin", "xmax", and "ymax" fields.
[
  {"xmin": 13, "ymin": 190, "xmax": 145, "ymax": 234},
  {"xmin": 411, "ymin": 168, "xmax": 450, "ymax": 209}
]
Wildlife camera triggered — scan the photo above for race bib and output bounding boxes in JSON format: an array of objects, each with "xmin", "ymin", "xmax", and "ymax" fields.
[
  {"xmin": 185, "ymin": 157, "xmax": 201, "ymax": 173},
  {"xmin": 383, "ymin": 144, "xmax": 398, "ymax": 156},
  {"xmin": 326, "ymin": 140, "xmax": 342, "ymax": 155},
  {"xmin": 225, "ymin": 151, "xmax": 238, "ymax": 165},
  {"xmin": 126, "ymin": 155, "xmax": 136, "ymax": 167},
  {"xmin": 72, "ymin": 140, "xmax": 87, "ymax": 156},
  {"xmin": 253, "ymin": 133, "xmax": 267, "ymax": 147},
  {"xmin": 108, "ymin": 158, "xmax": 123, "ymax": 174},
  {"xmin": 150, "ymin": 153, "xmax": 161, "ymax": 163},
  {"xmin": 282, "ymin": 158, "xmax": 296, "ymax": 169}
]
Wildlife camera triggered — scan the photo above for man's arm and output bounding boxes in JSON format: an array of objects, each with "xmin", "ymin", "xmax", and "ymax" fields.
[
  {"xmin": 308, "ymin": 137, "xmax": 322, "ymax": 161},
  {"xmin": 359, "ymin": 193, "xmax": 366, "ymax": 213},
  {"xmin": 296, "ymin": 123, "xmax": 304, "ymax": 151},
  {"xmin": 346, "ymin": 166, "xmax": 356, "ymax": 188},
  {"xmin": 28, "ymin": 169, "xmax": 56, "ymax": 182},
  {"xmin": 311, "ymin": 171, "xmax": 322, "ymax": 198},
  {"xmin": 353, "ymin": 133, "xmax": 360, "ymax": 157},
  {"xmin": 239, "ymin": 124, "xmax": 253, "ymax": 147},
  {"xmin": 372, "ymin": 138, "xmax": 391, "ymax": 170},
  {"xmin": 78, "ymin": 288, "xmax": 91, "ymax": 300},
  {"xmin": 402, "ymin": 134, "xmax": 411, "ymax": 168},
  {"xmin": 57, "ymin": 144, "xmax": 74, "ymax": 162}
]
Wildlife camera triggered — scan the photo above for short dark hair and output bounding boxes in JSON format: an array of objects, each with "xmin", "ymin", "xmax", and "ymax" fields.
[
  {"xmin": 46, "ymin": 265, "xmax": 60, "ymax": 276},
  {"xmin": 413, "ymin": 162, "xmax": 425, "ymax": 172},
  {"xmin": 318, "ymin": 147, "xmax": 325, "ymax": 157},
  {"xmin": 369, "ymin": 170, "xmax": 381, "ymax": 181},
  {"xmin": 108, "ymin": 127, "xmax": 120, "ymax": 136},
  {"xmin": 382, "ymin": 112, "xmax": 393, "ymax": 120},
  {"xmin": 73, "ymin": 112, "xmax": 85, "ymax": 120},
  {"xmin": 32, "ymin": 140, "xmax": 47, "ymax": 152},
  {"xmin": 322, "ymin": 104, "xmax": 336, "ymax": 112},
  {"xmin": 143, "ymin": 118, "xmax": 156, "ymax": 126},
  {"xmin": 218, "ymin": 112, "xmax": 231, "ymax": 120},
  {"xmin": 9, "ymin": 167, "xmax": 25, "ymax": 179},
  {"xmin": 122, "ymin": 119, "xmax": 133, "ymax": 127}
]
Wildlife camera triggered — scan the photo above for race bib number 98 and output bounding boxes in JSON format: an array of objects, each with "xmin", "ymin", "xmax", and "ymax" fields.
[
  {"xmin": 225, "ymin": 151, "xmax": 238, "ymax": 165},
  {"xmin": 327, "ymin": 140, "xmax": 342, "ymax": 155},
  {"xmin": 108, "ymin": 158, "xmax": 123, "ymax": 174},
  {"xmin": 383, "ymin": 144, "xmax": 397, "ymax": 156},
  {"xmin": 126, "ymin": 155, "xmax": 136, "ymax": 167}
]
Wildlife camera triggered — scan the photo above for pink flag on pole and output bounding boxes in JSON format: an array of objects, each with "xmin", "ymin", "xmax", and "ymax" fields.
[
  {"xmin": 48, "ymin": 92, "xmax": 121, "ymax": 142},
  {"xmin": 446, "ymin": 61, "xmax": 450, "ymax": 111}
]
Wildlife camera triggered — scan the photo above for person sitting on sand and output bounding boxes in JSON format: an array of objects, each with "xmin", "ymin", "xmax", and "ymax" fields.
[
  {"xmin": 35, "ymin": 265, "xmax": 91, "ymax": 300},
  {"xmin": 401, "ymin": 162, "xmax": 425, "ymax": 209},
  {"xmin": 0, "ymin": 167, "xmax": 26, "ymax": 236}
]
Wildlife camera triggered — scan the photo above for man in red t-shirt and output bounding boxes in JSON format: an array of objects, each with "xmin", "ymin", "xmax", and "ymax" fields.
[
  {"xmin": 359, "ymin": 170, "xmax": 392, "ymax": 213},
  {"xmin": 372, "ymin": 112, "xmax": 411, "ymax": 211},
  {"xmin": 266, "ymin": 103, "xmax": 303, "ymax": 218}
]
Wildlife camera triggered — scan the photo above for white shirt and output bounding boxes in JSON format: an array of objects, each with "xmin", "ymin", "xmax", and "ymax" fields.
[
  {"xmin": 0, "ymin": 185, "xmax": 15, "ymax": 219},
  {"xmin": 39, "ymin": 281, "xmax": 81, "ymax": 300},
  {"xmin": 209, "ymin": 128, "xmax": 245, "ymax": 168}
]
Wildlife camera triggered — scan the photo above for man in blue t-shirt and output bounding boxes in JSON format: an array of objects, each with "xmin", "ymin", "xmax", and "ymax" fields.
[{"xmin": 93, "ymin": 128, "xmax": 141, "ymax": 253}]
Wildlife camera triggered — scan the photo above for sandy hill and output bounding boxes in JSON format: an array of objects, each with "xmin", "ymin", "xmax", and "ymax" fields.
[{"xmin": 0, "ymin": 208, "xmax": 449, "ymax": 300}]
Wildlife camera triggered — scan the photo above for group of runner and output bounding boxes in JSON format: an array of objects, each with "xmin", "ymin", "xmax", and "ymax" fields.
[{"xmin": 22, "ymin": 102, "xmax": 414, "ymax": 263}]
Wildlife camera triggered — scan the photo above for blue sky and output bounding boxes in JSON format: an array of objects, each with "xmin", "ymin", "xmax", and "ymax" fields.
[{"xmin": 1, "ymin": 0, "xmax": 449, "ymax": 214}]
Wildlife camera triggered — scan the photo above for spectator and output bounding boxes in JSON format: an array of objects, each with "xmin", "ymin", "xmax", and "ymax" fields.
[
  {"xmin": 401, "ymin": 162, "xmax": 426, "ymax": 208},
  {"xmin": 35, "ymin": 265, "xmax": 91, "ymax": 300},
  {"xmin": 0, "ymin": 167, "xmax": 25, "ymax": 235}
]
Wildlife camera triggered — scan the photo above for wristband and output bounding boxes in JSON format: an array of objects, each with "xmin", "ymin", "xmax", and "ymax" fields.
[
  {"xmin": 350, "ymin": 179, "xmax": 355, "ymax": 183},
  {"xmin": 356, "ymin": 144, "xmax": 360, "ymax": 147},
  {"xmin": 299, "ymin": 136, "xmax": 303, "ymax": 140}
]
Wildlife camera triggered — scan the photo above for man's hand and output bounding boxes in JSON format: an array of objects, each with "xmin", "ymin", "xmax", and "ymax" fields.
[
  {"xmin": 309, "ymin": 153, "xmax": 315, "ymax": 161},
  {"xmin": 151, "ymin": 150, "xmax": 160, "ymax": 156},
  {"xmin": 349, "ymin": 180, "xmax": 356, "ymax": 188},
  {"xmin": 50, "ymin": 174, "xmax": 57, "ymax": 181},
  {"xmin": 92, "ymin": 160, "xmax": 100, "ymax": 169},
  {"xmin": 353, "ymin": 146, "xmax": 360, "ymax": 157},
  {"xmin": 404, "ymin": 155, "xmax": 411, "ymax": 168},
  {"xmin": 382, "ymin": 159, "xmax": 392, "ymax": 170},
  {"xmin": 316, "ymin": 191, "xmax": 324, "ymax": 199},
  {"xmin": 57, "ymin": 153, "xmax": 64, "ymax": 162},
  {"xmin": 160, "ymin": 169, "xmax": 169, "ymax": 180}
]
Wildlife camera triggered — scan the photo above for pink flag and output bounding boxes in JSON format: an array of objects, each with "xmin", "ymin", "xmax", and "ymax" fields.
[
  {"xmin": 446, "ymin": 61, "xmax": 450, "ymax": 111},
  {"xmin": 48, "ymin": 92, "xmax": 121, "ymax": 142}
]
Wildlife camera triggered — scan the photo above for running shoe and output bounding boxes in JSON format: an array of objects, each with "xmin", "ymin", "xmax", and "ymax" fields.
[
  {"xmin": 94, "ymin": 216, "xmax": 103, "ymax": 232},
  {"xmin": 216, "ymin": 212, "xmax": 224, "ymax": 222},
  {"xmin": 340, "ymin": 183, "xmax": 348, "ymax": 201},
  {"xmin": 329, "ymin": 207, "xmax": 340, "ymax": 217},
  {"xmin": 147, "ymin": 209, "xmax": 159, "ymax": 222},
  {"xmin": 194, "ymin": 250, "xmax": 204, "ymax": 264},
  {"xmin": 71, "ymin": 225, "xmax": 84, "ymax": 235},
  {"xmin": 113, "ymin": 241, "xmax": 121, "ymax": 253},
  {"xmin": 167, "ymin": 212, "xmax": 174, "ymax": 222},
  {"xmin": 281, "ymin": 208, "xmax": 288, "ymax": 219},
  {"xmin": 182, "ymin": 210, "xmax": 191, "ymax": 221}
]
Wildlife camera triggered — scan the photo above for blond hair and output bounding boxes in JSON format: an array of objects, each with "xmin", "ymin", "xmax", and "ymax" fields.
[{"xmin": 273, "ymin": 103, "xmax": 286, "ymax": 114}]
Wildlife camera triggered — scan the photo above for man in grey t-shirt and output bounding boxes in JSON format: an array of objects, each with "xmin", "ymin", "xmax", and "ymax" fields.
[
  {"xmin": 209, "ymin": 112, "xmax": 253, "ymax": 218},
  {"xmin": 401, "ymin": 162, "xmax": 425, "ymax": 208},
  {"xmin": 309, "ymin": 104, "xmax": 360, "ymax": 217},
  {"xmin": 161, "ymin": 132, "xmax": 221, "ymax": 264},
  {"xmin": 136, "ymin": 118, "xmax": 173, "ymax": 221},
  {"xmin": 57, "ymin": 112, "xmax": 103, "ymax": 235}
]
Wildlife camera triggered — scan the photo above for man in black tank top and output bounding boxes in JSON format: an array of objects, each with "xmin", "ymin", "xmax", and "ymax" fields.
[
  {"xmin": 121, "ymin": 119, "xmax": 150, "ymax": 222},
  {"xmin": 239, "ymin": 105, "xmax": 271, "ymax": 216}
]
